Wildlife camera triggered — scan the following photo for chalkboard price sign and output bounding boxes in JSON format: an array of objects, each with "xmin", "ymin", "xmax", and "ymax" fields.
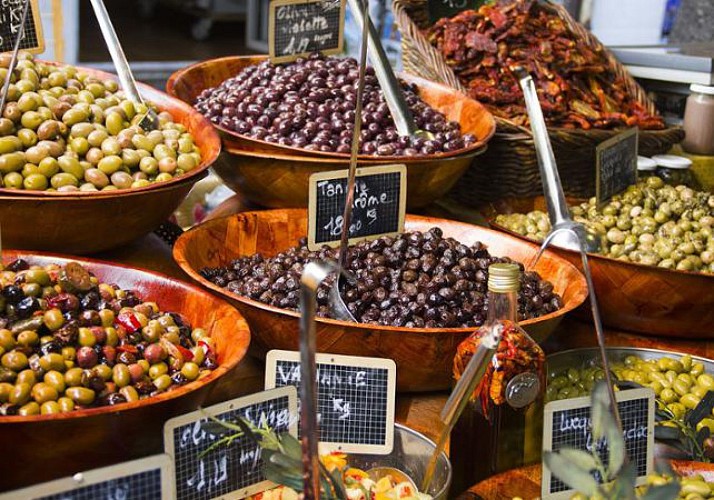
[
  {"xmin": 269, "ymin": 0, "xmax": 346, "ymax": 64},
  {"xmin": 0, "ymin": 0, "xmax": 44, "ymax": 54},
  {"xmin": 428, "ymin": 0, "xmax": 488, "ymax": 23},
  {"xmin": 596, "ymin": 127, "xmax": 639, "ymax": 205},
  {"xmin": 164, "ymin": 387, "xmax": 298, "ymax": 500},
  {"xmin": 0, "ymin": 455, "xmax": 172, "ymax": 500},
  {"xmin": 542, "ymin": 388, "xmax": 655, "ymax": 499},
  {"xmin": 265, "ymin": 350, "xmax": 397, "ymax": 454},
  {"xmin": 307, "ymin": 164, "xmax": 407, "ymax": 251}
]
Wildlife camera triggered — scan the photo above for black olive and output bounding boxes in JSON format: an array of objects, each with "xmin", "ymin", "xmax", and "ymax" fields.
[
  {"xmin": 1, "ymin": 285, "xmax": 24, "ymax": 304},
  {"xmin": 7, "ymin": 259, "xmax": 29, "ymax": 272}
]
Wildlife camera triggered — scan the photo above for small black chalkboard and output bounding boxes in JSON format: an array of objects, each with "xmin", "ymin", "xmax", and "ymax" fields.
[
  {"xmin": 265, "ymin": 350, "xmax": 397, "ymax": 454},
  {"xmin": 427, "ymin": 0, "xmax": 487, "ymax": 23},
  {"xmin": 164, "ymin": 387, "xmax": 298, "ymax": 500},
  {"xmin": 596, "ymin": 128, "xmax": 639, "ymax": 205},
  {"xmin": 0, "ymin": 0, "xmax": 44, "ymax": 54},
  {"xmin": 269, "ymin": 0, "xmax": 345, "ymax": 64},
  {"xmin": 542, "ymin": 388, "xmax": 654, "ymax": 499},
  {"xmin": 0, "ymin": 455, "xmax": 172, "ymax": 500},
  {"xmin": 307, "ymin": 164, "xmax": 407, "ymax": 251}
]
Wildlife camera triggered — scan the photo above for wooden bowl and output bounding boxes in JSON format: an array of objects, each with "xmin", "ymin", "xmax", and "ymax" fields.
[
  {"xmin": 487, "ymin": 197, "xmax": 714, "ymax": 338},
  {"xmin": 173, "ymin": 209, "xmax": 588, "ymax": 392},
  {"xmin": 0, "ymin": 62, "xmax": 221, "ymax": 254},
  {"xmin": 166, "ymin": 55, "xmax": 496, "ymax": 162},
  {"xmin": 211, "ymin": 146, "xmax": 486, "ymax": 209},
  {"xmin": 0, "ymin": 251, "xmax": 250, "ymax": 492}
]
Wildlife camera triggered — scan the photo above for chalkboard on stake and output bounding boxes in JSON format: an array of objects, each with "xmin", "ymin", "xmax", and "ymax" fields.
[
  {"xmin": 0, "ymin": 0, "xmax": 44, "ymax": 54},
  {"xmin": 541, "ymin": 387, "xmax": 655, "ymax": 499},
  {"xmin": 265, "ymin": 349, "xmax": 397, "ymax": 454},
  {"xmin": 269, "ymin": 0, "xmax": 346, "ymax": 64},
  {"xmin": 307, "ymin": 164, "xmax": 407, "ymax": 251},
  {"xmin": 164, "ymin": 386, "xmax": 298, "ymax": 500},
  {"xmin": 0, "ymin": 455, "xmax": 172, "ymax": 500},
  {"xmin": 596, "ymin": 127, "xmax": 639, "ymax": 205}
]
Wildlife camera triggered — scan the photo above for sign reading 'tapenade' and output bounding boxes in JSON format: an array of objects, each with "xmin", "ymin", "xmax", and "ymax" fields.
[{"xmin": 269, "ymin": 0, "xmax": 345, "ymax": 64}]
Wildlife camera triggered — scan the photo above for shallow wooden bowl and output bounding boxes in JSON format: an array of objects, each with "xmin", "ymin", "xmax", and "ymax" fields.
[
  {"xmin": 0, "ymin": 62, "xmax": 221, "ymax": 254},
  {"xmin": 211, "ymin": 146, "xmax": 486, "ymax": 209},
  {"xmin": 0, "ymin": 251, "xmax": 250, "ymax": 492},
  {"xmin": 488, "ymin": 197, "xmax": 714, "ymax": 338},
  {"xmin": 173, "ymin": 209, "xmax": 588, "ymax": 392},
  {"xmin": 166, "ymin": 55, "xmax": 496, "ymax": 161}
]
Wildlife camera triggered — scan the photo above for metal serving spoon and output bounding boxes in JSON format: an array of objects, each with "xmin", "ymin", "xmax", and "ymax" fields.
[
  {"xmin": 88, "ymin": 0, "xmax": 160, "ymax": 131},
  {"xmin": 345, "ymin": 0, "xmax": 433, "ymax": 141},
  {"xmin": 511, "ymin": 66, "xmax": 603, "ymax": 254}
]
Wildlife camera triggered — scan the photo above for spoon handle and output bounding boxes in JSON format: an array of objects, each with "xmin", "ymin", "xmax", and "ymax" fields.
[
  {"xmin": 513, "ymin": 67, "xmax": 571, "ymax": 227},
  {"xmin": 0, "ymin": 0, "xmax": 31, "ymax": 114},
  {"xmin": 346, "ymin": 0, "xmax": 417, "ymax": 137},
  {"xmin": 88, "ymin": 0, "xmax": 144, "ymax": 105}
]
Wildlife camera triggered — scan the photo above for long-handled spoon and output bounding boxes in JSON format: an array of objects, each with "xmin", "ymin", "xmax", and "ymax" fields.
[
  {"xmin": 88, "ymin": 0, "xmax": 160, "ymax": 131},
  {"xmin": 0, "ymin": 0, "xmax": 31, "ymax": 115}
]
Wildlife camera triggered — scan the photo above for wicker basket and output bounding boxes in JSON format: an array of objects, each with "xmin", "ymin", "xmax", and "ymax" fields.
[{"xmin": 393, "ymin": 0, "xmax": 685, "ymax": 205}]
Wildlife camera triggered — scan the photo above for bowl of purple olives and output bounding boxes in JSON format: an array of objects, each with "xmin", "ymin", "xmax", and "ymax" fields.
[
  {"xmin": 0, "ymin": 252, "xmax": 250, "ymax": 492},
  {"xmin": 167, "ymin": 55, "xmax": 495, "ymax": 208},
  {"xmin": 173, "ymin": 209, "xmax": 588, "ymax": 392}
]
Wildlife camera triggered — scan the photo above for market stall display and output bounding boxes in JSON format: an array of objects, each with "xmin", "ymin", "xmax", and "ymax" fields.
[
  {"xmin": 393, "ymin": 0, "xmax": 684, "ymax": 203},
  {"xmin": 166, "ymin": 55, "xmax": 495, "ymax": 208},
  {"xmin": 489, "ymin": 178, "xmax": 714, "ymax": 338},
  {"xmin": 172, "ymin": 209, "xmax": 587, "ymax": 392},
  {"xmin": 0, "ymin": 251, "xmax": 250, "ymax": 492},
  {"xmin": 0, "ymin": 61, "xmax": 220, "ymax": 254}
]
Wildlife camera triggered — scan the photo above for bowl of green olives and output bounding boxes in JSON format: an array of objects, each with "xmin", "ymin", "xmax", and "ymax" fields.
[
  {"xmin": 0, "ymin": 251, "xmax": 250, "ymax": 492},
  {"xmin": 0, "ymin": 53, "xmax": 221, "ymax": 253},
  {"xmin": 490, "ymin": 177, "xmax": 714, "ymax": 338}
]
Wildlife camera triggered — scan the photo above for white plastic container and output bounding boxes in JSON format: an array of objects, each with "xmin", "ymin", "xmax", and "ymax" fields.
[{"xmin": 590, "ymin": 0, "xmax": 667, "ymax": 46}]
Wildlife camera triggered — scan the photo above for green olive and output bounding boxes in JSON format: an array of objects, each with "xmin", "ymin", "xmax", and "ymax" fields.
[{"xmin": 65, "ymin": 387, "xmax": 95, "ymax": 405}]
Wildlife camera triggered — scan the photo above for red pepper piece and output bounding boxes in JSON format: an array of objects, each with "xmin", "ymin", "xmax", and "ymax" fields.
[
  {"xmin": 115, "ymin": 312, "xmax": 141, "ymax": 333},
  {"xmin": 176, "ymin": 345, "xmax": 194, "ymax": 361}
]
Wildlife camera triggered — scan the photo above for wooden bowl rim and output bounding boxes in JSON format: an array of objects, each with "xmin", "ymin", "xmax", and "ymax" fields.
[
  {"xmin": 489, "ymin": 219, "xmax": 714, "ymax": 282},
  {"xmin": 166, "ymin": 55, "xmax": 496, "ymax": 163},
  {"xmin": 0, "ymin": 60, "xmax": 221, "ymax": 199},
  {"xmin": 0, "ymin": 250, "xmax": 250, "ymax": 423},
  {"xmin": 173, "ymin": 209, "xmax": 589, "ymax": 335}
]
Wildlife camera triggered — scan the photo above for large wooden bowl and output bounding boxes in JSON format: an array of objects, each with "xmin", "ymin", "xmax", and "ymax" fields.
[
  {"xmin": 166, "ymin": 56, "xmax": 496, "ymax": 162},
  {"xmin": 0, "ymin": 62, "xmax": 221, "ymax": 253},
  {"xmin": 173, "ymin": 209, "xmax": 588, "ymax": 392},
  {"xmin": 0, "ymin": 251, "xmax": 250, "ymax": 492},
  {"xmin": 487, "ymin": 197, "xmax": 714, "ymax": 338},
  {"xmin": 211, "ymin": 146, "xmax": 486, "ymax": 209}
]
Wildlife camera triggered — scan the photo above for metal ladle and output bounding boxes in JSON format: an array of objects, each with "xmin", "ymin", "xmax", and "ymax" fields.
[{"xmin": 88, "ymin": 0, "xmax": 160, "ymax": 131}]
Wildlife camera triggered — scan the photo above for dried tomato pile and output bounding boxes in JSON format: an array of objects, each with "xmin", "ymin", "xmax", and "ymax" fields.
[{"xmin": 426, "ymin": 0, "xmax": 664, "ymax": 130}]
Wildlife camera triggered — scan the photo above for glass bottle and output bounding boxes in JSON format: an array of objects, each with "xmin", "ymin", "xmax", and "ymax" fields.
[
  {"xmin": 652, "ymin": 154, "xmax": 701, "ymax": 189},
  {"xmin": 449, "ymin": 263, "xmax": 546, "ymax": 494}
]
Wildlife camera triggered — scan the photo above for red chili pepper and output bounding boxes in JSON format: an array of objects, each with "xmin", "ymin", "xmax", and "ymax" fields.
[
  {"xmin": 116, "ymin": 344, "xmax": 138, "ymax": 354},
  {"xmin": 176, "ymin": 345, "xmax": 194, "ymax": 361},
  {"xmin": 115, "ymin": 312, "xmax": 141, "ymax": 333}
]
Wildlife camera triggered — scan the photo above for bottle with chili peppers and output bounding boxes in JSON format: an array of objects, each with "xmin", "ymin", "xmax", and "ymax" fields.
[{"xmin": 449, "ymin": 263, "xmax": 545, "ymax": 493}]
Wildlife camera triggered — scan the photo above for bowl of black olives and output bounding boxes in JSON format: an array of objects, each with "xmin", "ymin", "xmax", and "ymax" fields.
[
  {"xmin": 167, "ymin": 55, "xmax": 495, "ymax": 208},
  {"xmin": 173, "ymin": 209, "xmax": 588, "ymax": 392}
]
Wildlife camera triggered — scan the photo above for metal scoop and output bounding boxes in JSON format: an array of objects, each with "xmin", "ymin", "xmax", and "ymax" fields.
[
  {"xmin": 89, "ymin": 0, "xmax": 160, "ymax": 131},
  {"xmin": 346, "ymin": 0, "xmax": 433, "ymax": 141},
  {"xmin": 0, "ymin": 0, "xmax": 30, "ymax": 114},
  {"xmin": 511, "ymin": 66, "xmax": 602, "ymax": 254}
]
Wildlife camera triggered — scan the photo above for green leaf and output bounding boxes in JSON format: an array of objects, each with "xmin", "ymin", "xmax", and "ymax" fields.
[
  {"xmin": 605, "ymin": 410, "xmax": 626, "ymax": 478},
  {"xmin": 609, "ymin": 461, "xmax": 637, "ymax": 499},
  {"xmin": 269, "ymin": 450, "xmax": 302, "ymax": 471},
  {"xmin": 263, "ymin": 463, "xmax": 304, "ymax": 492},
  {"xmin": 557, "ymin": 448, "xmax": 599, "ymax": 472},
  {"xmin": 280, "ymin": 432, "xmax": 303, "ymax": 459},
  {"xmin": 543, "ymin": 451, "xmax": 598, "ymax": 497},
  {"xmin": 591, "ymin": 381, "xmax": 611, "ymax": 442},
  {"xmin": 641, "ymin": 481, "xmax": 682, "ymax": 500}
]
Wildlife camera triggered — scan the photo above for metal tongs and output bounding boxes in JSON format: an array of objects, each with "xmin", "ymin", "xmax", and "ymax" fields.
[{"xmin": 88, "ymin": 0, "xmax": 160, "ymax": 131}]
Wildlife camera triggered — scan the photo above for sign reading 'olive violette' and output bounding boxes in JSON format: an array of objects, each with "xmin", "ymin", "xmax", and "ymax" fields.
[
  {"xmin": 269, "ymin": 0, "xmax": 346, "ymax": 64},
  {"xmin": 307, "ymin": 164, "xmax": 407, "ymax": 251},
  {"xmin": 0, "ymin": 0, "xmax": 44, "ymax": 54}
]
